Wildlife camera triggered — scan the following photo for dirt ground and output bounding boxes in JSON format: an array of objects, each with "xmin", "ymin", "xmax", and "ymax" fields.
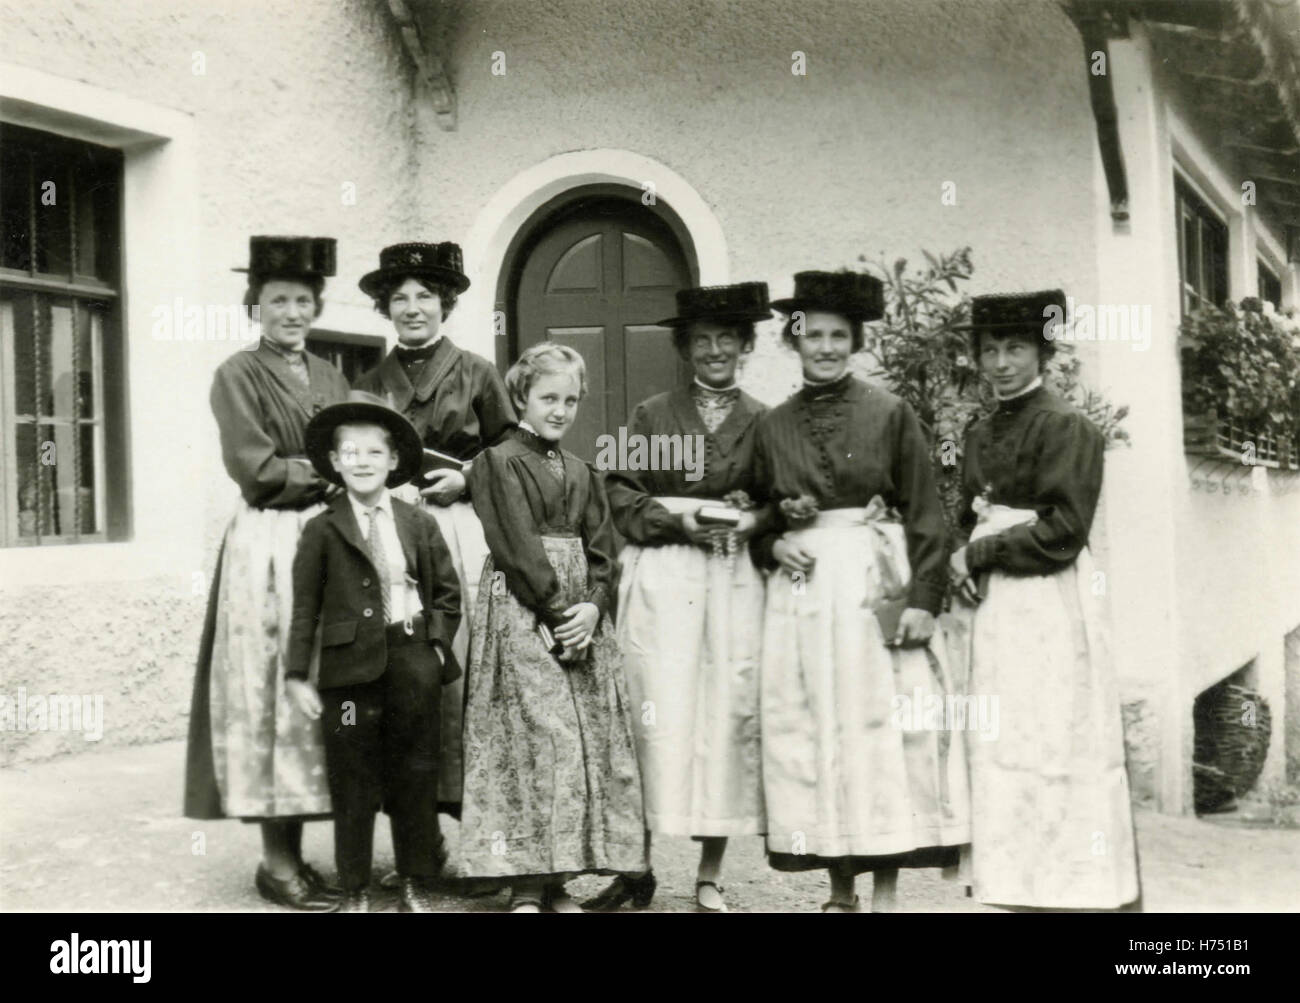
[{"xmin": 1, "ymin": 739, "xmax": 1297, "ymax": 913}]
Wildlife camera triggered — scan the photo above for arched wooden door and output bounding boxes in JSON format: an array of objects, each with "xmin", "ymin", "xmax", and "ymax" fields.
[{"xmin": 513, "ymin": 196, "xmax": 691, "ymax": 461}]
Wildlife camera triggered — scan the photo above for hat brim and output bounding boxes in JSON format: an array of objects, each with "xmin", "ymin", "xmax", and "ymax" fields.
[
  {"xmin": 305, "ymin": 402, "xmax": 424, "ymax": 489},
  {"xmin": 358, "ymin": 266, "xmax": 472, "ymax": 299},
  {"xmin": 950, "ymin": 320, "xmax": 1059, "ymax": 333},
  {"xmin": 655, "ymin": 309, "xmax": 774, "ymax": 328},
  {"xmin": 770, "ymin": 298, "xmax": 881, "ymax": 323},
  {"xmin": 230, "ymin": 267, "xmax": 333, "ymax": 279}
]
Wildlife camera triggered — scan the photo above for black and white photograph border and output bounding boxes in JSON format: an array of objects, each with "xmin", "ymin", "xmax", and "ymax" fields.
[{"xmin": 0, "ymin": 0, "xmax": 1298, "ymax": 933}]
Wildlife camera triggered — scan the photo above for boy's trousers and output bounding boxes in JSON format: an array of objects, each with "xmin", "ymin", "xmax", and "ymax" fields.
[{"xmin": 320, "ymin": 618, "xmax": 443, "ymax": 892}]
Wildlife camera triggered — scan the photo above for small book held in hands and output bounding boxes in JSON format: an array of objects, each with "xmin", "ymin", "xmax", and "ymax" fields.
[
  {"xmin": 421, "ymin": 447, "xmax": 466, "ymax": 477},
  {"xmin": 696, "ymin": 504, "xmax": 742, "ymax": 527}
]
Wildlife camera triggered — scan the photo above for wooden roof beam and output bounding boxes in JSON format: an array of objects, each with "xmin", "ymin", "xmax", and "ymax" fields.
[{"xmin": 387, "ymin": 0, "xmax": 456, "ymax": 131}]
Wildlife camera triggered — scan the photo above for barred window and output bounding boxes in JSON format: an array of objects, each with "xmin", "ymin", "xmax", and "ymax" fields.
[
  {"xmin": 306, "ymin": 330, "xmax": 385, "ymax": 385},
  {"xmin": 0, "ymin": 123, "xmax": 126, "ymax": 546},
  {"xmin": 1175, "ymin": 175, "xmax": 1228, "ymax": 316}
]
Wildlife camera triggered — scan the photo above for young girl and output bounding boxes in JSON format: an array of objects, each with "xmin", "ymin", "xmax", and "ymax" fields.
[{"xmin": 456, "ymin": 342, "xmax": 648, "ymax": 912}]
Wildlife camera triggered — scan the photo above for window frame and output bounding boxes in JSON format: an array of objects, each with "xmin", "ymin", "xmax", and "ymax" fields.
[
  {"xmin": 1174, "ymin": 173, "xmax": 1229, "ymax": 317},
  {"xmin": 0, "ymin": 122, "xmax": 126, "ymax": 548}
]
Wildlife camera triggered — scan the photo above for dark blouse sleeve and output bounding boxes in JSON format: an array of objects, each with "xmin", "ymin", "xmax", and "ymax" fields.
[
  {"xmin": 466, "ymin": 448, "xmax": 570, "ymax": 627},
  {"xmin": 474, "ymin": 362, "xmax": 518, "ymax": 451},
  {"xmin": 891, "ymin": 401, "xmax": 948, "ymax": 615},
  {"xmin": 957, "ymin": 419, "xmax": 982, "ymax": 541},
  {"xmin": 580, "ymin": 462, "xmax": 620, "ymax": 622},
  {"xmin": 605, "ymin": 403, "xmax": 689, "ymax": 546},
  {"xmin": 210, "ymin": 361, "xmax": 327, "ymax": 509},
  {"xmin": 747, "ymin": 417, "xmax": 782, "ymax": 570},
  {"xmin": 965, "ymin": 411, "xmax": 1103, "ymax": 576}
]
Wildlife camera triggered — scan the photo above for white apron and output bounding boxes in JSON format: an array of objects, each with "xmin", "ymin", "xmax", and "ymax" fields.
[
  {"xmin": 961, "ymin": 501, "xmax": 1139, "ymax": 909},
  {"xmin": 616, "ymin": 496, "xmax": 765, "ymax": 837},
  {"xmin": 209, "ymin": 499, "xmax": 331, "ymax": 818},
  {"xmin": 761, "ymin": 501, "xmax": 970, "ymax": 862}
]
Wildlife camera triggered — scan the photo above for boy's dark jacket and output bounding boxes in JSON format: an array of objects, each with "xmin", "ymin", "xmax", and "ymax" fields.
[{"xmin": 287, "ymin": 493, "xmax": 461, "ymax": 689}]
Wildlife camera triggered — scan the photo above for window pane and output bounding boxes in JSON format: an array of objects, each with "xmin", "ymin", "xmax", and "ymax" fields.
[
  {"xmin": 76, "ymin": 303, "xmax": 100, "ymax": 419},
  {"xmin": 32, "ymin": 148, "xmax": 72, "ymax": 276},
  {"xmin": 5, "ymin": 290, "xmax": 38, "ymax": 416},
  {"xmin": 78, "ymin": 422, "xmax": 98, "ymax": 534},
  {"xmin": 1182, "ymin": 209, "xmax": 1201, "ymax": 296},
  {"xmin": 1200, "ymin": 220, "xmax": 1217, "ymax": 306},
  {"xmin": 76, "ymin": 160, "xmax": 119, "ymax": 280},
  {"xmin": 41, "ymin": 297, "xmax": 77, "ymax": 419},
  {"xmin": 26, "ymin": 421, "xmax": 82, "ymax": 537},
  {"xmin": 15, "ymin": 423, "xmax": 47, "ymax": 538},
  {"xmin": 1258, "ymin": 262, "xmax": 1281, "ymax": 309},
  {"xmin": 0, "ymin": 143, "xmax": 32, "ymax": 271}
]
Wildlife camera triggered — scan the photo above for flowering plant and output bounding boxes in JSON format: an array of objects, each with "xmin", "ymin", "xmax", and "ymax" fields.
[
  {"xmin": 853, "ymin": 247, "xmax": 1130, "ymax": 536},
  {"xmin": 1180, "ymin": 296, "xmax": 1300, "ymax": 441}
]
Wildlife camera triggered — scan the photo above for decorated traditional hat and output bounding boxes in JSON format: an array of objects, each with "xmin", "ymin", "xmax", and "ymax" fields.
[
  {"xmin": 358, "ymin": 241, "xmax": 471, "ymax": 298},
  {"xmin": 305, "ymin": 390, "xmax": 424, "ymax": 489},
  {"xmin": 231, "ymin": 236, "xmax": 337, "ymax": 277},
  {"xmin": 656, "ymin": 282, "xmax": 772, "ymax": 328},
  {"xmin": 771, "ymin": 270, "xmax": 884, "ymax": 323},
  {"xmin": 954, "ymin": 289, "xmax": 1067, "ymax": 341}
]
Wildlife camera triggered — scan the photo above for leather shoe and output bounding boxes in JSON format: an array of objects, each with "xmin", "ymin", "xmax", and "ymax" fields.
[
  {"xmin": 399, "ymin": 876, "xmax": 437, "ymax": 913},
  {"xmin": 298, "ymin": 863, "xmax": 342, "ymax": 898},
  {"xmin": 255, "ymin": 864, "xmax": 339, "ymax": 912},
  {"xmin": 580, "ymin": 871, "xmax": 656, "ymax": 912},
  {"xmin": 339, "ymin": 889, "xmax": 371, "ymax": 913}
]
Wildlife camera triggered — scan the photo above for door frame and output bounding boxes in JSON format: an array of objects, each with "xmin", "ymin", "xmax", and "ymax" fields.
[
  {"xmin": 456, "ymin": 149, "xmax": 730, "ymax": 372},
  {"xmin": 493, "ymin": 183, "xmax": 698, "ymax": 374}
]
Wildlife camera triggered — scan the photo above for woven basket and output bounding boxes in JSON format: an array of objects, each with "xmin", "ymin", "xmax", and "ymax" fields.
[{"xmin": 1193, "ymin": 682, "xmax": 1272, "ymax": 814}]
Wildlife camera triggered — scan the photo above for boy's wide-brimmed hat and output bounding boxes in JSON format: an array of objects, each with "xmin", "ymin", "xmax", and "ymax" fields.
[
  {"xmin": 953, "ymin": 289, "xmax": 1067, "ymax": 336},
  {"xmin": 231, "ymin": 236, "xmax": 337, "ymax": 277},
  {"xmin": 358, "ymin": 242, "xmax": 471, "ymax": 299},
  {"xmin": 771, "ymin": 270, "xmax": 884, "ymax": 323},
  {"xmin": 656, "ymin": 282, "xmax": 772, "ymax": 328},
  {"xmin": 305, "ymin": 390, "xmax": 424, "ymax": 489}
]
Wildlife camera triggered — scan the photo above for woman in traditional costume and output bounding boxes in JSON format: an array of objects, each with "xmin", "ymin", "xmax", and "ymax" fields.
[
  {"xmin": 585, "ymin": 283, "xmax": 771, "ymax": 913},
  {"xmin": 183, "ymin": 236, "xmax": 350, "ymax": 911},
  {"xmin": 354, "ymin": 243, "xmax": 515, "ymax": 841},
  {"xmin": 950, "ymin": 290, "xmax": 1140, "ymax": 910},
  {"xmin": 751, "ymin": 271, "xmax": 970, "ymax": 912}
]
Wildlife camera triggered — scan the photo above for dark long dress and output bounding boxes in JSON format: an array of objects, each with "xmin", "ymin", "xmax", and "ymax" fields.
[
  {"xmin": 183, "ymin": 339, "xmax": 349, "ymax": 820},
  {"xmin": 958, "ymin": 382, "xmax": 1139, "ymax": 908},
  {"xmin": 455, "ymin": 427, "xmax": 647, "ymax": 878},
  {"xmin": 355, "ymin": 337, "xmax": 515, "ymax": 813},
  {"xmin": 603, "ymin": 384, "xmax": 768, "ymax": 836},
  {"xmin": 750, "ymin": 373, "xmax": 969, "ymax": 872}
]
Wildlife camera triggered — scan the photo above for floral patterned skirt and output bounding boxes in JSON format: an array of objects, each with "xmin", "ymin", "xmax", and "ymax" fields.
[
  {"xmin": 207, "ymin": 500, "xmax": 332, "ymax": 819},
  {"xmin": 962, "ymin": 508, "xmax": 1139, "ymax": 909},
  {"xmin": 456, "ymin": 535, "xmax": 648, "ymax": 880}
]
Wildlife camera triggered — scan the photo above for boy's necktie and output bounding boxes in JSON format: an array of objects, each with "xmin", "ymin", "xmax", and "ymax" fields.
[{"xmin": 365, "ymin": 507, "xmax": 392, "ymax": 622}]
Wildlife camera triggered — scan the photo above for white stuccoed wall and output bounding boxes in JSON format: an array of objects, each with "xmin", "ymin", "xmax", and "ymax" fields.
[{"xmin": 3, "ymin": 0, "xmax": 1293, "ymax": 807}]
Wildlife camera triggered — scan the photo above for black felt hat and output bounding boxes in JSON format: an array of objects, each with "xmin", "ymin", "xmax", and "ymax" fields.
[
  {"xmin": 305, "ymin": 391, "xmax": 423, "ymax": 489},
  {"xmin": 231, "ymin": 236, "xmax": 337, "ymax": 277},
  {"xmin": 359, "ymin": 242, "xmax": 471, "ymax": 298},
  {"xmin": 953, "ymin": 289, "xmax": 1067, "ymax": 343},
  {"xmin": 956, "ymin": 289, "xmax": 1066, "ymax": 332},
  {"xmin": 656, "ymin": 282, "xmax": 772, "ymax": 328},
  {"xmin": 771, "ymin": 271, "xmax": 884, "ymax": 323}
]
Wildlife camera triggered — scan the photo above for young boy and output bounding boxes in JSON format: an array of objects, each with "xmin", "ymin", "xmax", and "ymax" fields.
[{"xmin": 286, "ymin": 390, "xmax": 462, "ymax": 913}]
